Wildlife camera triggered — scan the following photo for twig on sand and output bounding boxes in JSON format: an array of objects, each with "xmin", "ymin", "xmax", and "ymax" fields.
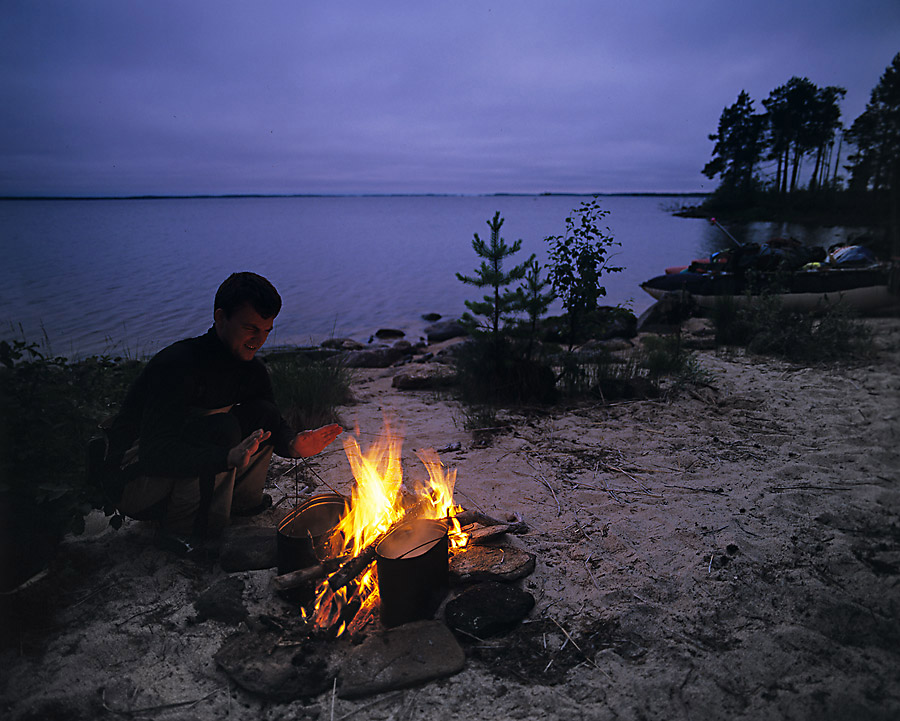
[
  {"xmin": 101, "ymin": 688, "xmax": 220, "ymax": 716},
  {"xmin": 600, "ymin": 462, "xmax": 658, "ymax": 496},
  {"xmin": 771, "ymin": 484, "xmax": 863, "ymax": 492},
  {"xmin": 526, "ymin": 458, "xmax": 562, "ymax": 516},
  {"xmin": 331, "ymin": 677, "xmax": 337, "ymax": 721},
  {"xmin": 335, "ymin": 692, "xmax": 405, "ymax": 721},
  {"xmin": 662, "ymin": 483, "xmax": 724, "ymax": 495}
]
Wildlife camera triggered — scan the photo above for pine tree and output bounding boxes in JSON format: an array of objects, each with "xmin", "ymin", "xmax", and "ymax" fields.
[
  {"xmin": 456, "ymin": 212, "xmax": 533, "ymax": 339},
  {"xmin": 512, "ymin": 258, "xmax": 556, "ymax": 359}
]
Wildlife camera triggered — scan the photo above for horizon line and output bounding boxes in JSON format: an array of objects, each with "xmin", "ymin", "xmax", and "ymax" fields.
[{"xmin": 0, "ymin": 190, "xmax": 712, "ymax": 201}]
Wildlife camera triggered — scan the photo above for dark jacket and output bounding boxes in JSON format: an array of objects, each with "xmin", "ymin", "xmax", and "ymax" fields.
[{"xmin": 109, "ymin": 328, "xmax": 295, "ymax": 478}]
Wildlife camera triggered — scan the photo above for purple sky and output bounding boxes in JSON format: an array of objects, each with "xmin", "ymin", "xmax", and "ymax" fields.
[{"xmin": 2, "ymin": 1, "xmax": 898, "ymax": 197}]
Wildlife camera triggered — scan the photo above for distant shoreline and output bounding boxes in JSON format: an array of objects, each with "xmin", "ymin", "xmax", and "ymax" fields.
[{"xmin": 0, "ymin": 191, "xmax": 712, "ymax": 202}]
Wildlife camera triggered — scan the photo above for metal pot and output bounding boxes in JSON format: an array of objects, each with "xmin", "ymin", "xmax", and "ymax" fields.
[
  {"xmin": 375, "ymin": 518, "xmax": 449, "ymax": 628},
  {"xmin": 276, "ymin": 493, "xmax": 348, "ymax": 576}
]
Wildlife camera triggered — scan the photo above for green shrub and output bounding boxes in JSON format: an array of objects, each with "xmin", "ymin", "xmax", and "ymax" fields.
[
  {"xmin": 266, "ymin": 354, "xmax": 355, "ymax": 430},
  {"xmin": 454, "ymin": 336, "xmax": 557, "ymax": 406},
  {"xmin": 712, "ymin": 296, "xmax": 873, "ymax": 363},
  {"xmin": 0, "ymin": 341, "xmax": 143, "ymax": 589}
]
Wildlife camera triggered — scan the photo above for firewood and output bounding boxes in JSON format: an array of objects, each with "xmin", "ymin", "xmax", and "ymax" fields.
[
  {"xmin": 272, "ymin": 506, "xmax": 528, "ymax": 593},
  {"xmin": 273, "ymin": 564, "xmax": 326, "ymax": 592}
]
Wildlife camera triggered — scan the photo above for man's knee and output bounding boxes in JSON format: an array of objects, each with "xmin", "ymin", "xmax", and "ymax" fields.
[{"xmin": 197, "ymin": 412, "xmax": 243, "ymax": 448}]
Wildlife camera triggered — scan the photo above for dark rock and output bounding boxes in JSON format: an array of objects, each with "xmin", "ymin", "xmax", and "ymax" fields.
[
  {"xmin": 422, "ymin": 312, "xmax": 442, "ymax": 322},
  {"xmin": 444, "ymin": 581, "xmax": 535, "ymax": 637},
  {"xmin": 219, "ymin": 526, "xmax": 277, "ymax": 572},
  {"xmin": 425, "ymin": 320, "xmax": 468, "ymax": 343},
  {"xmin": 375, "ymin": 328, "xmax": 405, "ymax": 340},
  {"xmin": 216, "ymin": 630, "xmax": 337, "ymax": 701},
  {"xmin": 449, "ymin": 544, "xmax": 536, "ymax": 583},
  {"xmin": 320, "ymin": 337, "xmax": 365, "ymax": 351},
  {"xmin": 331, "ymin": 346, "xmax": 405, "ymax": 368},
  {"xmin": 540, "ymin": 306, "xmax": 637, "ymax": 343},
  {"xmin": 392, "ymin": 366, "xmax": 457, "ymax": 390},
  {"xmin": 637, "ymin": 291, "xmax": 697, "ymax": 332},
  {"xmin": 338, "ymin": 620, "xmax": 465, "ymax": 699},
  {"xmin": 194, "ymin": 576, "xmax": 248, "ymax": 624}
]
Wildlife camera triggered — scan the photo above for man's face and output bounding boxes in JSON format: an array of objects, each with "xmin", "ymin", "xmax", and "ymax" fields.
[{"xmin": 214, "ymin": 304, "xmax": 275, "ymax": 361}]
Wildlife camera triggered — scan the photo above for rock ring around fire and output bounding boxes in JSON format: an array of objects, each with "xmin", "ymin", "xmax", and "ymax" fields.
[
  {"xmin": 449, "ymin": 543, "xmax": 536, "ymax": 583},
  {"xmin": 338, "ymin": 620, "xmax": 466, "ymax": 699}
]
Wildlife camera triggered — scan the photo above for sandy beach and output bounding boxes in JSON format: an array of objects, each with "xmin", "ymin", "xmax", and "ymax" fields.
[{"xmin": 2, "ymin": 317, "xmax": 899, "ymax": 720}]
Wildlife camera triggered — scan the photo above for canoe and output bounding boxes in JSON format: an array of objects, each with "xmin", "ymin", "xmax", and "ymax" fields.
[{"xmin": 641, "ymin": 242, "xmax": 900, "ymax": 313}]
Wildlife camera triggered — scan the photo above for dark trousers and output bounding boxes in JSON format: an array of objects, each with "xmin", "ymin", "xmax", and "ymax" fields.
[{"xmin": 118, "ymin": 399, "xmax": 283, "ymax": 537}]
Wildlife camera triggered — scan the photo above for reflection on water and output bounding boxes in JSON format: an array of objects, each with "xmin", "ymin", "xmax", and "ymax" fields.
[{"xmin": 0, "ymin": 196, "xmax": 874, "ymax": 358}]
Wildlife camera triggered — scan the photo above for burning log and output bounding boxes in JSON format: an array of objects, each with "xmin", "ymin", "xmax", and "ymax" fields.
[{"xmin": 272, "ymin": 507, "xmax": 527, "ymax": 594}]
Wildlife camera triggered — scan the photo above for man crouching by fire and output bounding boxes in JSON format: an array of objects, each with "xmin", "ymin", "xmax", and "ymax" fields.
[{"xmin": 96, "ymin": 272, "xmax": 342, "ymax": 552}]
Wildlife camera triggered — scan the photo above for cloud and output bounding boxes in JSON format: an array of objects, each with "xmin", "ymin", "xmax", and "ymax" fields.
[{"xmin": 2, "ymin": 0, "xmax": 899, "ymax": 196}]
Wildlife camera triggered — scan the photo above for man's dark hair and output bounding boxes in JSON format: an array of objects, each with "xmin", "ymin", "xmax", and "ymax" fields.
[{"xmin": 214, "ymin": 272, "xmax": 282, "ymax": 319}]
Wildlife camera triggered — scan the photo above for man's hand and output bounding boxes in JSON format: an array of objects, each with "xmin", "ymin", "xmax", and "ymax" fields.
[
  {"xmin": 291, "ymin": 424, "xmax": 343, "ymax": 458},
  {"xmin": 227, "ymin": 428, "xmax": 272, "ymax": 470}
]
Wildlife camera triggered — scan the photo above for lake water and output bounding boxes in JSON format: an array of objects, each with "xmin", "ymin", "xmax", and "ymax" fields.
[{"xmin": 0, "ymin": 195, "xmax": 869, "ymax": 359}]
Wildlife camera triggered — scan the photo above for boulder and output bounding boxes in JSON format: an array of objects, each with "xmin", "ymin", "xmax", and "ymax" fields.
[
  {"xmin": 425, "ymin": 320, "xmax": 468, "ymax": 343},
  {"xmin": 321, "ymin": 337, "xmax": 365, "ymax": 351},
  {"xmin": 421, "ymin": 312, "xmax": 442, "ymax": 322},
  {"xmin": 637, "ymin": 291, "xmax": 697, "ymax": 333},
  {"xmin": 375, "ymin": 328, "xmax": 405, "ymax": 340}
]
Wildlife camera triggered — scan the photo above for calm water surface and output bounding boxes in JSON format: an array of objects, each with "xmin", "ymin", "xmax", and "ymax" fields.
[{"xmin": 0, "ymin": 195, "xmax": 868, "ymax": 358}]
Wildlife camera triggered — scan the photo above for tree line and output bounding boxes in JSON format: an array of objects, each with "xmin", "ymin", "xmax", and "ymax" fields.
[{"xmin": 703, "ymin": 52, "xmax": 900, "ymax": 200}]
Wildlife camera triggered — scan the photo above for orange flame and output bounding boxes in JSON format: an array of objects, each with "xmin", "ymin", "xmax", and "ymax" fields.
[{"xmin": 307, "ymin": 419, "xmax": 466, "ymax": 635}]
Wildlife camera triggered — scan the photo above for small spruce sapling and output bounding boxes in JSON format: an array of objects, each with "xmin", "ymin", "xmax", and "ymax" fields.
[
  {"xmin": 456, "ymin": 211, "xmax": 533, "ymax": 339},
  {"xmin": 513, "ymin": 258, "xmax": 556, "ymax": 359}
]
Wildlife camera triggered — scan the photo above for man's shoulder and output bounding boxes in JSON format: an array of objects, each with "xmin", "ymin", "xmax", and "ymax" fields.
[{"xmin": 148, "ymin": 333, "xmax": 208, "ymax": 370}]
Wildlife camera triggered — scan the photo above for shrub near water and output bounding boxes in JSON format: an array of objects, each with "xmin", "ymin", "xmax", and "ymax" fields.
[
  {"xmin": 0, "ymin": 340, "xmax": 144, "ymax": 588},
  {"xmin": 265, "ymin": 353, "xmax": 354, "ymax": 430},
  {"xmin": 712, "ymin": 296, "xmax": 873, "ymax": 363}
]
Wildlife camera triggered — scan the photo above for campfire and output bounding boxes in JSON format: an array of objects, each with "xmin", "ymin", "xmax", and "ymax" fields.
[{"xmin": 281, "ymin": 420, "xmax": 469, "ymax": 636}]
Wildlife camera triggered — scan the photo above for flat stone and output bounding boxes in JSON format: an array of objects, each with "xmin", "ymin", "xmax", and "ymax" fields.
[
  {"xmin": 219, "ymin": 526, "xmax": 277, "ymax": 572},
  {"xmin": 215, "ymin": 630, "xmax": 337, "ymax": 701},
  {"xmin": 444, "ymin": 581, "xmax": 535, "ymax": 637},
  {"xmin": 449, "ymin": 543, "xmax": 536, "ymax": 583},
  {"xmin": 338, "ymin": 620, "xmax": 465, "ymax": 699}
]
